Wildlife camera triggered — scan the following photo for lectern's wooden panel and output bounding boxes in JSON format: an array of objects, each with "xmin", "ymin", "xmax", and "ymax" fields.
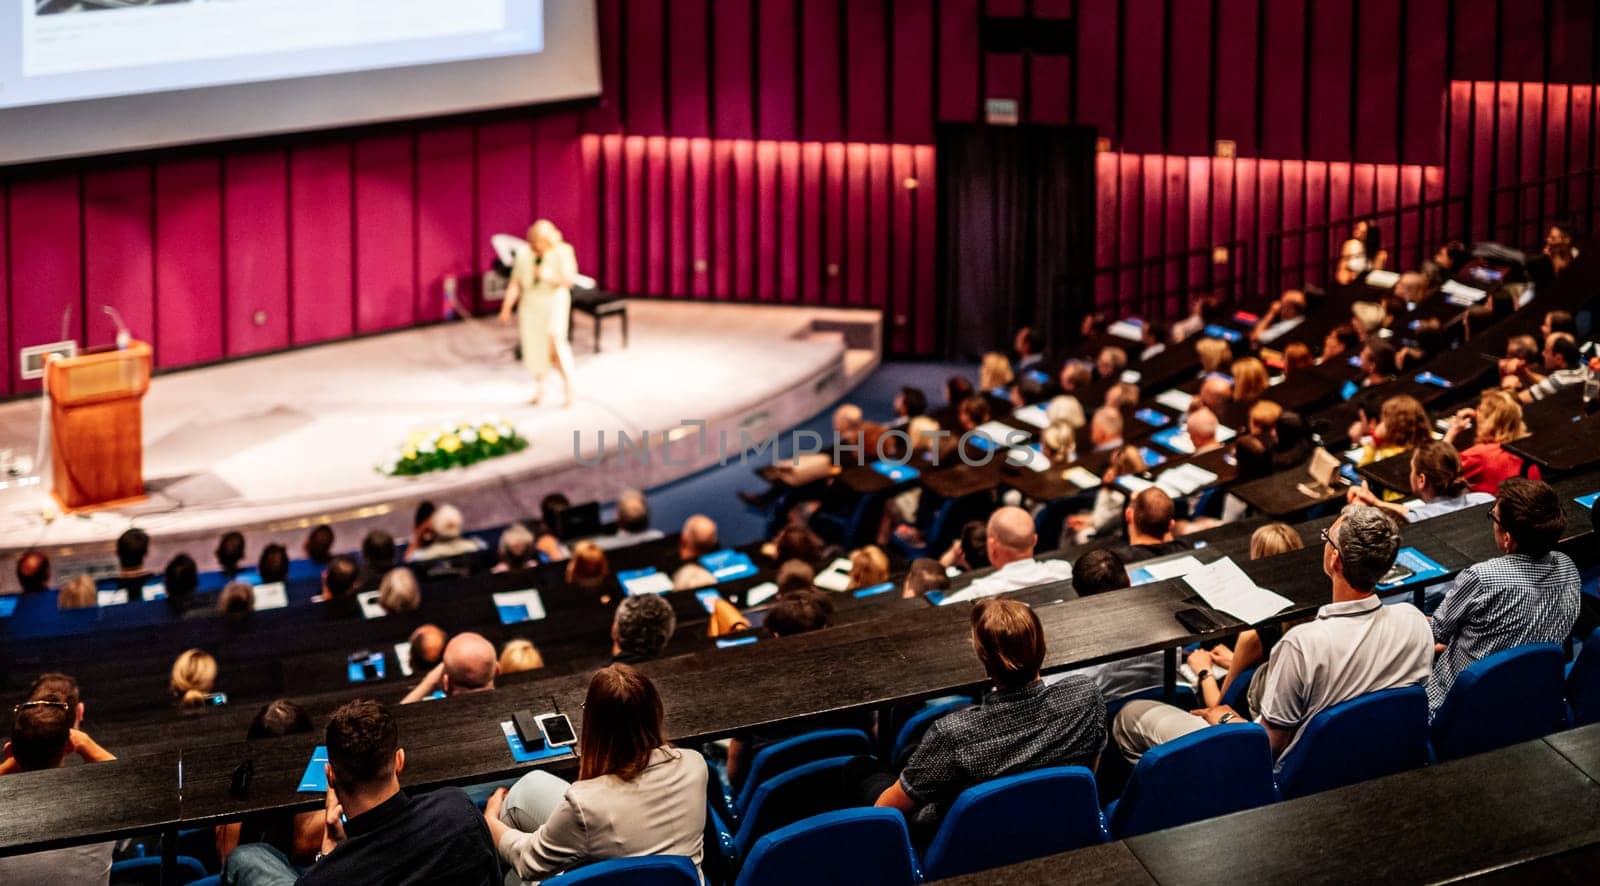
[{"xmin": 46, "ymin": 342, "xmax": 151, "ymax": 511}]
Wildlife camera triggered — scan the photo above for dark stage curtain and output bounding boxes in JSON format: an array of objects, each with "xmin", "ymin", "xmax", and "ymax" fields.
[{"xmin": 937, "ymin": 124, "xmax": 1096, "ymax": 362}]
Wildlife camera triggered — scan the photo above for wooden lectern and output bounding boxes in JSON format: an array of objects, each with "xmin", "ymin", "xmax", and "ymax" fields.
[{"xmin": 46, "ymin": 341, "xmax": 151, "ymax": 511}]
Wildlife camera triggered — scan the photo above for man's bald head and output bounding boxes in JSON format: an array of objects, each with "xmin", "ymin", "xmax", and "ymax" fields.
[
  {"xmin": 1200, "ymin": 376, "xmax": 1233, "ymax": 410},
  {"xmin": 679, "ymin": 515, "xmax": 719, "ymax": 560},
  {"xmin": 1187, "ymin": 407, "xmax": 1219, "ymax": 449},
  {"xmin": 441, "ymin": 631, "xmax": 497, "ymax": 695},
  {"xmin": 986, "ymin": 506, "xmax": 1039, "ymax": 569},
  {"xmin": 1127, "ymin": 488, "xmax": 1176, "ymax": 544},
  {"xmin": 409, "ymin": 624, "xmax": 447, "ymax": 668}
]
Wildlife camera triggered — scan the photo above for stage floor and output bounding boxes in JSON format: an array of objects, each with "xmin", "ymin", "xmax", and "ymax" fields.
[{"xmin": 0, "ymin": 301, "xmax": 879, "ymax": 579}]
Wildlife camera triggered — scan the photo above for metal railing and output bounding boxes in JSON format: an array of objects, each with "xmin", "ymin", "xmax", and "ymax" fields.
[
  {"xmin": 1264, "ymin": 195, "xmax": 1468, "ymax": 297},
  {"xmin": 1483, "ymin": 167, "xmax": 1600, "ymax": 252},
  {"xmin": 1083, "ymin": 240, "xmax": 1252, "ymax": 326}
]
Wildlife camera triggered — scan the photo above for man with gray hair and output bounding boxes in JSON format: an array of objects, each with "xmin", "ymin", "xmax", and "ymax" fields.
[
  {"xmin": 612, "ymin": 593, "xmax": 677, "ymax": 664},
  {"xmin": 493, "ymin": 523, "xmax": 535, "ymax": 573},
  {"xmin": 938, "ymin": 507, "xmax": 1073, "ymax": 605},
  {"xmin": 593, "ymin": 488, "xmax": 665, "ymax": 550},
  {"xmin": 1112, "ymin": 504, "xmax": 1433, "ymax": 764}
]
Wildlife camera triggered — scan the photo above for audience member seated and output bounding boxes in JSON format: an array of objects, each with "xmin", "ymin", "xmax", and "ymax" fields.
[
  {"xmin": 612, "ymin": 595, "xmax": 676, "ymax": 664},
  {"xmin": 764, "ymin": 524, "xmax": 826, "ymax": 568},
  {"xmin": 1445, "ymin": 389, "xmax": 1541, "ymax": 493},
  {"xmin": 218, "ymin": 581, "xmax": 256, "ymax": 623},
  {"xmin": 1103, "ymin": 488, "xmax": 1190, "ymax": 565},
  {"xmin": 1541, "ymin": 309, "xmax": 1578, "ymax": 342},
  {"xmin": 164, "ymin": 553, "xmax": 202, "ymax": 616},
  {"xmin": 407, "ymin": 505, "xmax": 484, "ymax": 561},
  {"xmin": 776, "ymin": 559, "xmax": 817, "ymax": 595},
  {"xmin": 57, "ymin": 574, "xmax": 96, "ymax": 610},
  {"xmin": 1428, "ymin": 478, "xmax": 1580, "ymax": 714},
  {"xmin": 671, "ymin": 563, "xmax": 716, "ymax": 590},
  {"xmin": 1191, "ymin": 525, "xmax": 1306, "ymax": 712},
  {"xmin": 493, "ymin": 523, "xmax": 536, "ymax": 574},
  {"xmin": 16, "ymin": 549, "xmax": 49, "ymax": 593},
  {"xmin": 401, "ymin": 632, "xmax": 498, "ymax": 703},
  {"xmin": 319, "ymin": 555, "xmax": 361, "ymax": 612},
  {"xmin": 378, "ymin": 567, "xmax": 420, "ymax": 615},
  {"xmin": 1350, "ymin": 394, "xmax": 1431, "ymax": 467},
  {"xmin": 1039, "ymin": 420, "xmax": 1078, "ymax": 465},
  {"xmin": 567, "ymin": 541, "xmax": 613, "ymax": 603},
  {"xmin": 1088, "ymin": 406, "xmax": 1125, "ymax": 453},
  {"xmin": 499, "ymin": 639, "xmax": 545, "ymax": 675},
  {"xmin": 1185, "ymin": 407, "xmax": 1223, "ymax": 454},
  {"xmin": 902, "ymin": 558, "xmax": 950, "ymax": 600},
  {"xmin": 1318, "ymin": 323, "xmax": 1362, "ymax": 365},
  {"xmin": 258, "ymin": 543, "xmax": 290, "ymax": 585},
  {"xmin": 217, "ymin": 701, "xmax": 321, "ymax": 868},
  {"xmin": 1115, "ymin": 505, "xmax": 1432, "ymax": 764},
  {"xmin": 846, "ymin": 545, "xmax": 890, "ymax": 591},
  {"xmin": 409, "ymin": 624, "xmax": 448, "ymax": 670},
  {"xmin": 484, "ymin": 665, "xmax": 706, "ymax": 882},
  {"xmin": 1065, "ymin": 444, "xmax": 1145, "ymax": 546},
  {"xmin": 1231, "ymin": 357, "xmax": 1269, "ymax": 409},
  {"xmin": 1195, "ymin": 338, "xmax": 1233, "ymax": 377},
  {"xmin": 1358, "ymin": 338, "xmax": 1398, "ymax": 388},
  {"xmin": 1170, "ymin": 293, "xmax": 1223, "ymax": 343},
  {"xmin": 360, "ymin": 530, "xmax": 397, "ymax": 588},
  {"xmin": 939, "ymin": 520, "xmax": 990, "ymax": 572},
  {"xmin": 1013, "ymin": 326, "xmax": 1045, "ymax": 372},
  {"xmin": 678, "ymin": 514, "xmax": 720, "ymax": 565},
  {"xmin": 1348, "ymin": 440, "xmax": 1493, "ymax": 522},
  {"xmin": 1056, "ymin": 361, "xmax": 1094, "ymax": 402},
  {"xmin": 304, "ymin": 523, "xmax": 336, "ymax": 566},
  {"xmin": 938, "ymin": 507, "xmax": 1074, "ymax": 605},
  {"xmin": 889, "ymin": 385, "xmax": 930, "ymax": 429},
  {"xmin": 1095, "ymin": 345, "xmax": 1128, "ymax": 384},
  {"xmin": 1197, "ymin": 374, "xmax": 1233, "ymax": 415},
  {"xmin": 929, "ymin": 375, "xmax": 977, "ymax": 432},
  {"xmin": 1251, "ymin": 290, "xmax": 1307, "ymax": 345},
  {"xmin": 1519, "ymin": 333, "xmax": 1586, "ymax": 403},
  {"xmin": 593, "ymin": 488, "xmax": 664, "ymax": 550},
  {"xmin": 979, "ymin": 352, "xmax": 1016, "ymax": 410},
  {"xmin": 1072, "ymin": 548, "xmax": 1128, "ymax": 597},
  {"xmin": 1281, "ymin": 342, "xmax": 1315, "ymax": 379},
  {"xmin": 851, "ymin": 598, "xmax": 1106, "ymax": 843},
  {"xmin": 115, "ymin": 527, "xmax": 152, "ymax": 588},
  {"xmin": 535, "ymin": 493, "xmax": 575, "ymax": 561},
  {"xmin": 172, "ymin": 648, "xmax": 220, "ymax": 709},
  {"xmin": 225, "ymin": 700, "xmax": 500, "ymax": 885},
  {"xmin": 1103, "ymin": 382, "xmax": 1140, "ymax": 410},
  {"xmin": 216, "ymin": 530, "xmax": 247, "ymax": 577},
  {"xmin": 0, "ymin": 684, "xmax": 117, "ymax": 883}
]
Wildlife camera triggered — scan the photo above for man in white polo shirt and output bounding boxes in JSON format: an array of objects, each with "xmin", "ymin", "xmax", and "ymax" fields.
[
  {"xmin": 1111, "ymin": 505, "xmax": 1433, "ymax": 764},
  {"xmin": 938, "ymin": 507, "xmax": 1072, "ymax": 605}
]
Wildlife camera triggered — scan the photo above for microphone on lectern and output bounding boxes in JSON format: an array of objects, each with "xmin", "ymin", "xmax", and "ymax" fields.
[{"xmin": 103, "ymin": 306, "xmax": 131, "ymax": 350}]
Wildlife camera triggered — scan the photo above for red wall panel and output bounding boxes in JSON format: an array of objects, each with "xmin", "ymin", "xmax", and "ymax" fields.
[
  {"xmin": 1548, "ymin": 0, "xmax": 1595, "ymax": 83},
  {"xmin": 1308, "ymin": 0, "xmax": 1354, "ymax": 161},
  {"xmin": 688, "ymin": 138, "xmax": 712, "ymax": 298},
  {"xmin": 665, "ymin": 0, "xmax": 710, "ymax": 137},
  {"xmin": 1167, "ymin": 0, "xmax": 1214, "ymax": 157},
  {"xmin": 532, "ymin": 114, "xmax": 590, "ymax": 273},
  {"xmin": 889, "ymin": 145, "xmax": 916, "ymax": 351},
  {"xmin": 1120, "ymin": 0, "xmax": 1166, "ymax": 154},
  {"xmin": 756, "ymin": 0, "xmax": 798, "ymax": 140},
  {"xmin": 1260, "ymin": 0, "xmax": 1307, "ymax": 159},
  {"xmin": 822, "ymin": 143, "xmax": 846, "ymax": 304},
  {"xmin": 8, "ymin": 175, "xmax": 82, "ymax": 392},
  {"xmin": 754, "ymin": 141, "xmax": 780, "ymax": 301},
  {"xmin": 890, "ymin": 0, "xmax": 936, "ymax": 143},
  {"xmin": 777, "ymin": 142, "xmax": 802, "ymax": 303},
  {"xmin": 83, "ymin": 166, "xmax": 154, "ymax": 352},
  {"xmin": 1355, "ymin": 0, "xmax": 1401, "ymax": 164},
  {"xmin": 711, "ymin": 0, "xmax": 754, "ymax": 138},
  {"xmin": 938, "ymin": 0, "xmax": 981, "ymax": 123},
  {"xmin": 352, "ymin": 135, "xmax": 416, "ymax": 334},
  {"xmin": 584, "ymin": 0, "xmax": 624, "ymax": 133},
  {"xmin": 645, "ymin": 136, "xmax": 669, "ymax": 296},
  {"xmin": 1451, "ymin": 0, "xmax": 1497, "ymax": 81},
  {"xmin": 288, "ymin": 142, "xmax": 353, "ymax": 346},
  {"xmin": 415, "ymin": 126, "xmax": 475, "ymax": 319},
  {"xmin": 666, "ymin": 138, "xmax": 692, "ymax": 295},
  {"xmin": 623, "ymin": 0, "xmax": 667, "ymax": 135},
  {"xmin": 866, "ymin": 145, "xmax": 891, "ymax": 311},
  {"xmin": 844, "ymin": 2, "xmax": 888, "ymax": 143},
  {"xmin": 154, "ymin": 158, "xmax": 224, "ymax": 369},
  {"xmin": 912, "ymin": 145, "xmax": 937, "ymax": 352},
  {"xmin": 731, "ymin": 140, "xmax": 757, "ymax": 299},
  {"xmin": 222, "ymin": 150, "xmax": 290, "ymax": 357},
  {"xmin": 1404, "ymin": 0, "xmax": 1450, "ymax": 165},
  {"xmin": 799, "ymin": 143, "xmax": 824, "ymax": 304},
  {"xmin": 1214, "ymin": 0, "xmax": 1260, "ymax": 155},
  {"xmin": 475, "ymin": 120, "xmax": 534, "ymax": 264},
  {"xmin": 0, "ymin": 184, "xmax": 9, "ymax": 396}
]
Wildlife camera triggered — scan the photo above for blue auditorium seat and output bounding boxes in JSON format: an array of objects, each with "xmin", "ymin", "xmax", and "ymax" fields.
[
  {"xmin": 1567, "ymin": 627, "xmax": 1600, "ymax": 727},
  {"xmin": 724, "ymin": 728, "xmax": 870, "ymax": 822},
  {"xmin": 1220, "ymin": 665, "xmax": 1258, "ymax": 713},
  {"xmin": 1430, "ymin": 643, "xmax": 1571, "ymax": 762},
  {"xmin": 1107, "ymin": 722, "xmax": 1280, "ymax": 838},
  {"xmin": 731, "ymin": 755, "xmax": 855, "ymax": 860},
  {"xmin": 1274, "ymin": 685, "xmax": 1431, "ymax": 799},
  {"xmin": 921, "ymin": 766, "xmax": 1107, "ymax": 880},
  {"xmin": 890, "ymin": 699, "xmax": 972, "ymax": 768},
  {"xmin": 733, "ymin": 808, "xmax": 920, "ymax": 886},
  {"xmin": 109, "ymin": 855, "xmax": 207, "ymax": 886},
  {"xmin": 553, "ymin": 855, "xmax": 700, "ymax": 885}
]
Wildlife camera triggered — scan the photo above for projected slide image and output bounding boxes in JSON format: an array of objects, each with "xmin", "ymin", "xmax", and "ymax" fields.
[{"xmin": 36, "ymin": 0, "xmax": 190, "ymax": 13}]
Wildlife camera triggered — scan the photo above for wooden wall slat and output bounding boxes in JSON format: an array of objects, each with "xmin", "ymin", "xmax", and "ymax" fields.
[{"xmin": 222, "ymin": 150, "xmax": 290, "ymax": 356}]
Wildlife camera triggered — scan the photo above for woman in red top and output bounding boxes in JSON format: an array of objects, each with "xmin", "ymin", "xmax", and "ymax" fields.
[{"xmin": 1444, "ymin": 389, "xmax": 1540, "ymax": 494}]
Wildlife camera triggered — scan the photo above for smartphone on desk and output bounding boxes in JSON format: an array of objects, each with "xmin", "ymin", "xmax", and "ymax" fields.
[{"xmin": 536, "ymin": 713, "xmax": 578, "ymax": 748}]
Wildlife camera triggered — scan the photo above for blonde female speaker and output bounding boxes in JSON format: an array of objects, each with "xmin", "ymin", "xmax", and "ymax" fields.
[{"xmin": 498, "ymin": 219, "xmax": 577, "ymax": 407}]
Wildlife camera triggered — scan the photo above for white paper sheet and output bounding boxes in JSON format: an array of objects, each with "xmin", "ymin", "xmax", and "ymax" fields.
[
  {"xmin": 1063, "ymin": 465, "xmax": 1102, "ymax": 490},
  {"xmin": 356, "ymin": 590, "xmax": 386, "ymax": 620},
  {"xmin": 1108, "ymin": 319, "xmax": 1145, "ymax": 341},
  {"xmin": 620, "ymin": 570, "xmax": 674, "ymax": 596},
  {"xmin": 394, "ymin": 641, "xmax": 415, "ymax": 677},
  {"xmin": 1006, "ymin": 446, "xmax": 1050, "ymax": 472},
  {"xmin": 1011, "ymin": 404, "xmax": 1050, "ymax": 429},
  {"xmin": 1182, "ymin": 557, "xmax": 1293, "ymax": 624},
  {"xmin": 1364, "ymin": 269, "xmax": 1399, "ymax": 288},
  {"xmin": 1442, "ymin": 279, "xmax": 1487, "ymax": 305},
  {"xmin": 974, "ymin": 420, "xmax": 1028, "ymax": 447},
  {"xmin": 253, "ymin": 582, "xmax": 288, "ymax": 610},
  {"xmin": 1155, "ymin": 389, "xmax": 1193, "ymax": 412},
  {"xmin": 744, "ymin": 582, "xmax": 779, "ymax": 607},
  {"xmin": 1128, "ymin": 555, "xmax": 1205, "ymax": 586},
  {"xmin": 813, "ymin": 558, "xmax": 853, "ymax": 592},
  {"xmin": 1157, "ymin": 462, "xmax": 1220, "ymax": 496},
  {"xmin": 493, "ymin": 589, "xmax": 547, "ymax": 622}
]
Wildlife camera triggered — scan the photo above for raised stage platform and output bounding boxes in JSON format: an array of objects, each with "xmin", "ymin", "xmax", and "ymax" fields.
[{"xmin": 0, "ymin": 301, "xmax": 881, "ymax": 588}]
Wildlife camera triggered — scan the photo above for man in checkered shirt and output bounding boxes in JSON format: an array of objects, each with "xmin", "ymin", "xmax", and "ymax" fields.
[{"xmin": 1428, "ymin": 478, "xmax": 1580, "ymax": 713}]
